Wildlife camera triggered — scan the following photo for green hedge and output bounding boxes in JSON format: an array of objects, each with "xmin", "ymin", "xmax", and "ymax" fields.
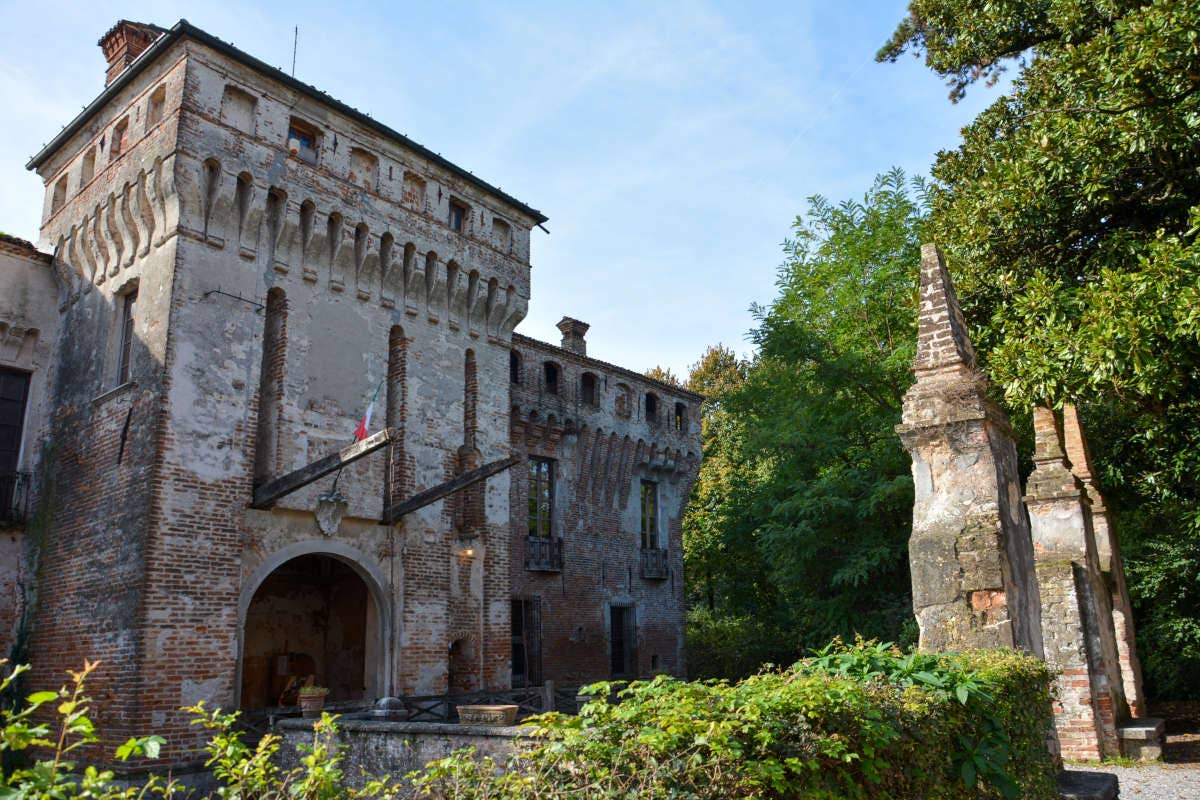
[{"xmin": 410, "ymin": 641, "xmax": 1059, "ymax": 799}]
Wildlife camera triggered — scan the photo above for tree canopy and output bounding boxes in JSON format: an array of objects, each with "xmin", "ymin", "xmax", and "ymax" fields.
[
  {"xmin": 879, "ymin": 0, "xmax": 1200, "ymax": 696},
  {"xmin": 684, "ymin": 170, "xmax": 926, "ymax": 677}
]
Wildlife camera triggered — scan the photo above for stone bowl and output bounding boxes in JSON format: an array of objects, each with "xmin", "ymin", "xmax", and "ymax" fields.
[{"xmin": 456, "ymin": 704, "xmax": 519, "ymax": 726}]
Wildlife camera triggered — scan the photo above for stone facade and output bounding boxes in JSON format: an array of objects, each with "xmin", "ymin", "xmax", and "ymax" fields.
[
  {"xmin": 896, "ymin": 244, "xmax": 1043, "ymax": 654},
  {"xmin": 509, "ymin": 327, "xmax": 700, "ymax": 685},
  {"xmin": 2, "ymin": 19, "xmax": 698, "ymax": 769},
  {"xmin": 898, "ymin": 242, "xmax": 1160, "ymax": 763},
  {"xmin": 1025, "ymin": 406, "xmax": 1128, "ymax": 760}
]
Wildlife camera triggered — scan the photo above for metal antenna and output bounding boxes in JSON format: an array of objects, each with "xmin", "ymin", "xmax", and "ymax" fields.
[{"xmin": 291, "ymin": 26, "xmax": 298, "ymax": 77}]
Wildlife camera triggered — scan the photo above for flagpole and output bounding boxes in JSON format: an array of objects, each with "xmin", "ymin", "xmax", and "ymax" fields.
[{"xmin": 331, "ymin": 375, "xmax": 387, "ymax": 493}]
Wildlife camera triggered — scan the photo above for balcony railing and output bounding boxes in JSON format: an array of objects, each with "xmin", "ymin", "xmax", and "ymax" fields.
[
  {"xmin": 526, "ymin": 536, "xmax": 563, "ymax": 572},
  {"xmin": 640, "ymin": 547, "xmax": 669, "ymax": 580},
  {"xmin": 0, "ymin": 471, "xmax": 32, "ymax": 526}
]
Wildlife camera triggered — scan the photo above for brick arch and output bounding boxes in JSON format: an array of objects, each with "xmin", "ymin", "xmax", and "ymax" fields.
[{"xmin": 235, "ymin": 539, "xmax": 393, "ymax": 705}]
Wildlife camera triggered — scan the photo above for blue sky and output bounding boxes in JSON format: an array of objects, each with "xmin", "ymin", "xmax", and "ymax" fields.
[{"xmin": 0, "ymin": 1, "xmax": 1003, "ymax": 376}]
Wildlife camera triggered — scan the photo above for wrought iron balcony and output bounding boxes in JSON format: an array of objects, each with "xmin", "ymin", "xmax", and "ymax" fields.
[
  {"xmin": 0, "ymin": 471, "xmax": 32, "ymax": 526},
  {"xmin": 640, "ymin": 547, "xmax": 669, "ymax": 580},
  {"xmin": 526, "ymin": 536, "xmax": 563, "ymax": 572}
]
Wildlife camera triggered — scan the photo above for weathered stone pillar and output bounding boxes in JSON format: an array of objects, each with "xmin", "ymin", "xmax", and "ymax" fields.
[
  {"xmin": 896, "ymin": 244, "xmax": 1043, "ymax": 655},
  {"xmin": 1026, "ymin": 406, "xmax": 1130, "ymax": 760},
  {"xmin": 1061, "ymin": 404, "xmax": 1147, "ymax": 718}
]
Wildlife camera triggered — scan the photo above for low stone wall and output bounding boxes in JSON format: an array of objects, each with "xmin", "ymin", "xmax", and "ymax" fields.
[{"xmin": 274, "ymin": 716, "xmax": 536, "ymax": 787}]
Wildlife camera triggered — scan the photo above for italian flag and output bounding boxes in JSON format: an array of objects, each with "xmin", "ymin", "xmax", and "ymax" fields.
[{"xmin": 354, "ymin": 378, "xmax": 384, "ymax": 441}]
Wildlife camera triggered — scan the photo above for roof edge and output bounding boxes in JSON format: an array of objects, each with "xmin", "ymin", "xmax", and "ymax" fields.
[
  {"xmin": 512, "ymin": 332, "xmax": 704, "ymax": 401},
  {"xmin": 27, "ymin": 19, "xmax": 548, "ymax": 225}
]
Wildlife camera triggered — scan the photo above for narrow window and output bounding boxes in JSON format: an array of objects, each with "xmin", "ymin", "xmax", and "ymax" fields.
[
  {"xmin": 645, "ymin": 392, "xmax": 659, "ymax": 423},
  {"xmin": 81, "ymin": 148, "xmax": 97, "ymax": 185},
  {"xmin": 145, "ymin": 84, "xmax": 166, "ymax": 130},
  {"xmin": 117, "ymin": 289, "xmax": 138, "ymax": 384},
  {"xmin": 510, "ymin": 350, "xmax": 522, "ymax": 384},
  {"xmin": 287, "ymin": 117, "xmax": 320, "ymax": 164},
  {"xmin": 0, "ymin": 368, "xmax": 32, "ymax": 522},
  {"xmin": 448, "ymin": 199, "xmax": 468, "ymax": 233},
  {"xmin": 110, "ymin": 118, "xmax": 129, "ymax": 160},
  {"xmin": 674, "ymin": 402, "xmax": 687, "ymax": 431},
  {"xmin": 640, "ymin": 480, "xmax": 658, "ymax": 550},
  {"xmin": 581, "ymin": 372, "xmax": 598, "ymax": 406},
  {"xmin": 221, "ymin": 85, "xmax": 257, "ymax": 133},
  {"xmin": 528, "ymin": 457, "xmax": 554, "ymax": 539},
  {"xmin": 50, "ymin": 176, "xmax": 68, "ymax": 214},
  {"xmin": 254, "ymin": 288, "xmax": 287, "ymax": 484},
  {"xmin": 610, "ymin": 606, "xmax": 635, "ymax": 678},
  {"xmin": 543, "ymin": 362, "xmax": 559, "ymax": 395}
]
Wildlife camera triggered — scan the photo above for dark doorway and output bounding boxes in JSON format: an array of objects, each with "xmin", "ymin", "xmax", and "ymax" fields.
[
  {"xmin": 0, "ymin": 368, "xmax": 30, "ymax": 521},
  {"xmin": 511, "ymin": 598, "xmax": 542, "ymax": 687},
  {"xmin": 448, "ymin": 638, "xmax": 479, "ymax": 694},
  {"xmin": 240, "ymin": 554, "xmax": 379, "ymax": 709},
  {"xmin": 610, "ymin": 605, "xmax": 636, "ymax": 678}
]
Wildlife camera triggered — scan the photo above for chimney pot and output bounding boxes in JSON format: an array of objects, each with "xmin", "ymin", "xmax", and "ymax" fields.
[
  {"xmin": 99, "ymin": 20, "xmax": 161, "ymax": 86},
  {"xmin": 556, "ymin": 317, "xmax": 590, "ymax": 356}
]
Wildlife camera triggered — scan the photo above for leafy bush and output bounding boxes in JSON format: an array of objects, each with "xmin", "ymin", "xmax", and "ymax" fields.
[
  {"xmin": 409, "ymin": 640, "xmax": 1058, "ymax": 799},
  {"xmin": 1, "ymin": 643, "xmax": 1057, "ymax": 800}
]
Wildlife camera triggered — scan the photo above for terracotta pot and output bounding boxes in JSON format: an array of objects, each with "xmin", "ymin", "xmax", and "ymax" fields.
[{"xmin": 299, "ymin": 693, "xmax": 326, "ymax": 719}]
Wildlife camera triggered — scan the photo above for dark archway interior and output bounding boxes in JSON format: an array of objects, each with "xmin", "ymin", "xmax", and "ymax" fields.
[{"xmin": 240, "ymin": 554, "xmax": 378, "ymax": 709}]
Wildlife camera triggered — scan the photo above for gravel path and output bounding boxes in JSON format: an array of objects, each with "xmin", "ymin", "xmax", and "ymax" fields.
[{"xmin": 1074, "ymin": 764, "xmax": 1200, "ymax": 799}]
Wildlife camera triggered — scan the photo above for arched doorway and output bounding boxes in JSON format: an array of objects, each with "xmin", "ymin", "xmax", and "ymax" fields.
[{"xmin": 239, "ymin": 553, "xmax": 383, "ymax": 709}]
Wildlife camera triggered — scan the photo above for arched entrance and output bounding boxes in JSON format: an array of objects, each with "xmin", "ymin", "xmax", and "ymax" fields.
[{"xmin": 239, "ymin": 551, "xmax": 385, "ymax": 709}]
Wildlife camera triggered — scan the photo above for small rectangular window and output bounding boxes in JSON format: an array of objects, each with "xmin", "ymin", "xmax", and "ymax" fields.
[
  {"xmin": 640, "ymin": 480, "xmax": 658, "ymax": 549},
  {"xmin": 528, "ymin": 457, "xmax": 554, "ymax": 539},
  {"xmin": 110, "ymin": 118, "xmax": 129, "ymax": 161},
  {"xmin": 145, "ymin": 85, "xmax": 166, "ymax": 130},
  {"xmin": 610, "ymin": 606, "xmax": 635, "ymax": 678},
  {"xmin": 287, "ymin": 118, "xmax": 320, "ymax": 164},
  {"xmin": 117, "ymin": 290, "xmax": 138, "ymax": 384},
  {"xmin": 493, "ymin": 218, "xmax": 512, "ymax": 251},
  {"xmin": 448, "ymin": 199, "xmax": 468, "ymax": 233}
]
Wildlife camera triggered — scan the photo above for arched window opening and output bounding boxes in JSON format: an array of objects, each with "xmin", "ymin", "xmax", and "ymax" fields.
[
  {"xmin": 674, "ymin": 402, "xmax": 687, "ymax": 432},
  {"xmin": 581, "ymin": 372, "xmax": 598, "ymax": 406},
  {"xmin": 510, "ymin": 350, "xmax": 522, "ymax": 384},
  {"xmin": 645, "ymin": 392, "xmax": 659, "ymax": 424},
  {"xmin": 543, "ymin": 362, "xmax": 559, "ymax": 395}
]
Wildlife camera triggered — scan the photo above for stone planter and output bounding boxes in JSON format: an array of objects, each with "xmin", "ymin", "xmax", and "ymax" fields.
[{"xmin": 456, "ymin": 704, "xmax": 518, "ymax": 726}]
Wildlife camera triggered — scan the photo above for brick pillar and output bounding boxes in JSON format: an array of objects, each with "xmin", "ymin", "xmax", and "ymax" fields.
[
  {"xmin": 895, "ymin": 244, "xmax": 1043, "ymax": 655},
  {"xmin": 1062, "ymin": 404, "xmax": 1147, "ymax": 718},
  {"xmin": 1026, "ymin": 406, "xmax": 1128, "ymax": 760}
]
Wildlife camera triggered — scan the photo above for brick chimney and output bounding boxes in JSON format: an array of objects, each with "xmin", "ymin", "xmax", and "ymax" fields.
[
  {"xmin": 99, "ymin": 20, "xmax": 162, "ymax": 86},
  {"xmin": 556, "ymin": 317, "xmax": 590, "ymax": 356}
]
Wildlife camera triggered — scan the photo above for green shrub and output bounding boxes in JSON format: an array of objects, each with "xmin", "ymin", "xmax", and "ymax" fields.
[
  {"xmin": 1, "ymin": 642, "xmax": 1057, "ymax": 800},
  {"xmin": 409, "ymin": 640, "xmax": 1058, "ymax": 799}
]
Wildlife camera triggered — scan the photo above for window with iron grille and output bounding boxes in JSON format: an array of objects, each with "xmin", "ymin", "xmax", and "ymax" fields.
[
  {"xmin": 640, "ymin": 480, "xmax": 658, "ymax": 549},
  {"xmin": 117, "ymin": 290, "xmax": 138, "ymax": 384},
  {"xmin": 528, "ymin": 457, "xmax": 554, "ymax": 539}
]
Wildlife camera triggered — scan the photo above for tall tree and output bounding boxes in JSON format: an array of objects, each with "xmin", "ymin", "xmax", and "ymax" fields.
[
  {"xmin": 684, "ymin": 170, "xmax": 927, "ymax": 677},
  {"xmin": 881, "ymin": 0, "xmax": 1200, "ymax": 696}
]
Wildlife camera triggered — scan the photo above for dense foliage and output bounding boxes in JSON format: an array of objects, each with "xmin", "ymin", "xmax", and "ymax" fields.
[
  {"xmin": 880, "ymin": 0, "xmax": 1200, "ymax": 697},
  {"xmin": 409, "ymin": 642, "xmax": 1057, "ymax": 799},
  {"xmin": 1, "ymin": 648, "xmax": 1057, "ymax": 799},
  {"xmin": 684, "ymin": 170, "xmax": 925, "ymax": 677}
]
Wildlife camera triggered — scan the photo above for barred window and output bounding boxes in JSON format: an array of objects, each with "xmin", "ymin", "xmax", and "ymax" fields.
[
  {"xmin": 528, "ymin": 457, "xmax": 554, "ymax": 539},
  {"xmin": 640, "ymin": 480, "xmax": 658, "ymax": 549}
]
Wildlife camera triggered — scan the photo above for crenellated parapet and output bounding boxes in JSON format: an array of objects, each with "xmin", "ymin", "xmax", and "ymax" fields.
[{"xmin": 172, "ymin": 154, "xmax": 530, "ymax": 340}]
